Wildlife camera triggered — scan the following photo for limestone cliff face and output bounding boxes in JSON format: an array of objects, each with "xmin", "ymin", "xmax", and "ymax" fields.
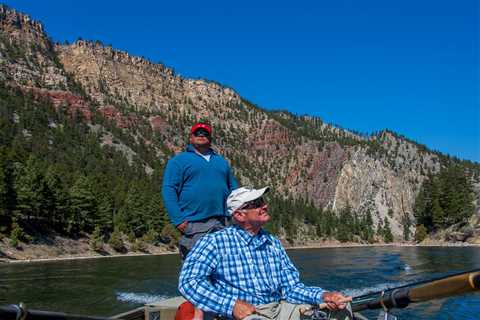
[
  {"xmin": 56, "ymin": 41, "xmax": 239, "ymax": 115},
  {"xmin": 1, "ymin": 5, "xmax": 478, "ymax": 240},
  {"xmin": 0, "ymin": 5, "xmax": 68, "ymax": 89},
  {"xmin": 332, "ymin": 132, "xmax": 443, "ymax": 236},
  {"xmin": 334, "ymin": 149, "xmax": 416, "ymax": 235}
]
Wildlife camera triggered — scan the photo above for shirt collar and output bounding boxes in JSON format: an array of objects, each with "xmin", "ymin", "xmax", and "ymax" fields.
[
  {"xmin": 186, "ymin": 144, "xmax": 216, "ymax": 155},
  {"xmin": 233, "ymin": 225, "xmax": 272, "ymax": 248}
]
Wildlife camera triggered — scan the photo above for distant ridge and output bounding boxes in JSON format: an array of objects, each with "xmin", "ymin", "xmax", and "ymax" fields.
[{"xmin": 0, "ymin": 4, "xmax": 478, "ymax": 247}]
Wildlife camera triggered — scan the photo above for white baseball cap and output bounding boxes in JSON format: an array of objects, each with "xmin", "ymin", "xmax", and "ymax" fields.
[{"xmin": 227, "ymin": 186, "xmax": 270, "ymax": 215}]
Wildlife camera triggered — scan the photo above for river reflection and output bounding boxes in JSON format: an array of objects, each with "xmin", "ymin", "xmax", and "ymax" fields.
[{"xmin": 0, "ymin": 246, "xmax": 479, "ymax": 319}]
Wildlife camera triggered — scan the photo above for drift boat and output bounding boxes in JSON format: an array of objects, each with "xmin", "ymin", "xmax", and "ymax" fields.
[{"xmin": 1, "ymin": 269, "xmax": 479, "ymax": 320}]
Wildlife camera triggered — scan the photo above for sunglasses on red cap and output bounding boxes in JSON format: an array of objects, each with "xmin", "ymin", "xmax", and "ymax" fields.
[{"xmin": 192, "ymin": 128, "xmax": 210, "ymax": 137}]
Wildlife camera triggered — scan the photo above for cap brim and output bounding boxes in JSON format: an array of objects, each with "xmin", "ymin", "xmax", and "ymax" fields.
[{"xmin": 243, "ymin": 186, "xmax": 269, "ymax": 203}]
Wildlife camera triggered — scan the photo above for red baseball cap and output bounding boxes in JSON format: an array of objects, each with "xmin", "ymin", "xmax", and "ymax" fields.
[{"xmin": 191, "ymin": 122, "xmax": 212, "ymax": 135}]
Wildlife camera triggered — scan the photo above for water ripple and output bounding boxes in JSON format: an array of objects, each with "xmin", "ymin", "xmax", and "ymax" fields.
[
  {"xmin": 116, "ymin": 291, "xmax": 169, "ymax": 304},
  {"xmin": 343, "ymin": 281, "xmax": 407, "ymax": 298}
]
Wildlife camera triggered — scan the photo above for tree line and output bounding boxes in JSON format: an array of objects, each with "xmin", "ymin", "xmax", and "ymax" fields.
[
  {"xmin": 414, "ymin": 164, "xmax": 475, "ymax": 241},
  {"xmin": 265, "ymin": 196, "xmax": 394, "ymax": 243},
  {"xmin": 0, "ymin": 83, "xmax": 477, "ymax": 250},
  {"xmin": 0, "ymin": 84, "xmax": 172, "ymax": 250},
  {"xmin": 0, "ymin": 83, "xmax": 396, "ymax": 249}
]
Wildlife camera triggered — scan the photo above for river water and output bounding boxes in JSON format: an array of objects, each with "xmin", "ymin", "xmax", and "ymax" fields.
[{"xmin": 1, "ymin": 246, "xmax": 479, "ymax": 319}]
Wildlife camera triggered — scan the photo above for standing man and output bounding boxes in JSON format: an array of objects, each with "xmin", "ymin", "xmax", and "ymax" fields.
[{"xmin": 162, "ymin": 122, "xmax": 238, "ymax": 259}]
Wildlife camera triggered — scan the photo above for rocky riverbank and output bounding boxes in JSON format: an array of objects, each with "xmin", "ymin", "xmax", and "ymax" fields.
[
  {"xmin": 0, "ymin": 236, "xmax": 177, "ymax": 263},
  {"xmin": 1, "ymin": 236, "xmax": 478, "ymax": 264}
]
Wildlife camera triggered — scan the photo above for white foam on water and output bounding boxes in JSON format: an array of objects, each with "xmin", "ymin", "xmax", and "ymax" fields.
[
  {"xmin": 116, "ymin": 291, "xmax": 169, "ymax": 304},
  {"xmin": 343, "ymin": 281, "xmax": 406, "ymax": 298},
  {"xmin": 404, "ymin": 264, "xmax": 412, "ymax": 272}
]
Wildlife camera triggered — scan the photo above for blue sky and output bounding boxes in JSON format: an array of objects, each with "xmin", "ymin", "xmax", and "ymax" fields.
[{"xmin": 5, "ymin": 0, "xmax": 479, "ymax": 162}]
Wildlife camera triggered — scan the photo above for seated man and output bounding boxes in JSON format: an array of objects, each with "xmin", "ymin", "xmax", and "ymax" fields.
[{"xmin": 179, "ymin": 186, "xmax": 352, "ymax": 320}]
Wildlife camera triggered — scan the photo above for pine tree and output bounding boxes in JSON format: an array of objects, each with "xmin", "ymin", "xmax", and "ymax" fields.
[
  {"xmin": 383, "ymin": 218, "xmax": 394, "ymax": 243},
  {"xmin": 442, "ymin": 165, "xmax": 474, "ymax": 225},
  {"xmin": 68, "ymin": 175, "xmax": 97, "ymax": 235},
  {"xmin": 91, "ymin": 174, "xmax": 116, "ymax": 235},
  {"xmin": 376, "ymin": 217, "xmax": 384, "ymax": 240},
  {"xmin": 0, "ymin": 150, "xmax": 16, "ymax": 229},
  {"xmin": 14, "ymin": 155, "xmax": 45, "ymax": 221},
  {"xmin": 414, "ymin": 165, "xmax": 476, "ymax": 233},
  {"xmin": 414, "ymin": 177, "xmax": 434, "ymax": 230},
  {"xmin": 337, "ymin": 206, "xmax": 353, "ymax": 242},
  {"xmin": 401, "ymin": 214, "xmax": 411, "ymax": 241},
  {"xmin": 361, "ymin": 210, "xmax": 374, "ymax": 243},
  {"xmin": 90, "ymin": 225, "xmax": 104, "ymax": 251},
  {"xmin": 415, "ymin": 224, "xmax": 427, "ymax": 242},
  {"xmin": 144, "ymin": 192, "xmax": 168, "ymax": 234},
  {"xmin": 43, "ymin": 165, "xmax": 68, "ymax": 228},
  {"xmin": 431, "ymin": 198, "xmax": 444, "ymax": 229},
  {"xmin": 116, "ymin": 181, "xmax": 149, "ymax": 236}
]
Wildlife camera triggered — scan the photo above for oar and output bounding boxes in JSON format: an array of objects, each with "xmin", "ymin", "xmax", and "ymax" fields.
[
  {"xmin": 351, "ymin": 269, "xmax": 480, "ymax": 312},
  {"xmin": 352, "ymin": 268, "xmax": 480, "ymax": 302}
]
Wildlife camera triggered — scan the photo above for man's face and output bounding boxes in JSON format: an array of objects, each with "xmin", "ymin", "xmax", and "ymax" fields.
[
  {"xmin": 235, "ymin": 197, "xmax": 270, "ymax": 227},
  {"xmin": 189, "ymin": 128, "xmax": 211, "ymax": 147}
]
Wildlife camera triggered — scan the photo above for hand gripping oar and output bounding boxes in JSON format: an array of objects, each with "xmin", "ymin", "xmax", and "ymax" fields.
[{"xmin": 351, "ymin": 269, "xmax": 480, "ymax": 312}]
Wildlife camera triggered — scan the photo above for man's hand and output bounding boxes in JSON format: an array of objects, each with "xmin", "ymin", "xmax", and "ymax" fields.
[
  {"xmin": 322, "ymin": 292, "xmax": 352, "ymax": 311},
  {"xmin": 177, "ymin": 221, "xmax": 188, "ymax": 234},
  {"xmin": 232, "ymin": 299, "xmax": 255, "ymax": 320}
]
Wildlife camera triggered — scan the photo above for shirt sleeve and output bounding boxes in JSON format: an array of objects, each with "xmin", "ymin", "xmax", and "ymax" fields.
[
  {"xmin": 161, "ymin": 159, "xmax": 184, "ymax": 226},
  {"xmin": 178, "ymin": 236, "xmax": 238, "ymax": 316},
  {"xmin": 277, "ymin": 241, "xmax": 325, "ymax": 305}
]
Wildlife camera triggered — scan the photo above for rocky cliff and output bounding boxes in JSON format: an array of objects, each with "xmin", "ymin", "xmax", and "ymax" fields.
[{"xmin": 1, "ymin": 4, "xmax": 478, "ymax": 241}]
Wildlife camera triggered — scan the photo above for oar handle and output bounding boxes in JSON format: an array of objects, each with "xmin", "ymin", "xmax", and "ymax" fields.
[{"xmin": 409, "ymin": 271, "xmax": 480, "ymax": 302}]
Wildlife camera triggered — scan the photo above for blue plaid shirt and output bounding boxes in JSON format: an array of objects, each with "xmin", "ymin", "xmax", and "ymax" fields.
[{"xmin": 178, "ymin": 225, "xmax": 325, "ymax": 317}]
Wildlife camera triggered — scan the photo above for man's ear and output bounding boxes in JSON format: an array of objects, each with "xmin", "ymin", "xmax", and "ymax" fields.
[{"xmin": 233, "ymin": 211, "xmax": 245, "ymax": 222}]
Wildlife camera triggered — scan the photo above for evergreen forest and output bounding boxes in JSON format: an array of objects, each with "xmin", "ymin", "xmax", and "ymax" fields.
[
  {"xmin": 414, "ymin": 164, "xmax": 476, "ymax": 241},
  {"xmin": 0, "ymin": 83, "xmax": 477, "ymax": 252}
]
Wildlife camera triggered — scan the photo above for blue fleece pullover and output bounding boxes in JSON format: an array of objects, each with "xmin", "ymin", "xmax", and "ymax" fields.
[{"xmin": 162, "ymin": 145, "xmax": 238, "ymax": 226}]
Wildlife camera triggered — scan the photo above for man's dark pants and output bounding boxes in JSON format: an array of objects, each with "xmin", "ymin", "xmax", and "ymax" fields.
[{"xmin": 179, "ymin": 216, "xmax": 228, "ymax": 260}]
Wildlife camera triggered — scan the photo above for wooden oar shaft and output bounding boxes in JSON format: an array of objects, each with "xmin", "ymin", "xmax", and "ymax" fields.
[
  {"xmin": 409, "ymin": 271, "xmax": 480, "ymax": 302},
  {"xmin": 352, "ymin": 271, "xmax": 480, "ymax": 312}
]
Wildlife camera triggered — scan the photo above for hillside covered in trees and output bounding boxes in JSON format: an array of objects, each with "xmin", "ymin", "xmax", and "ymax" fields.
[{"xmin": 0, "ymin": 5, "xmax": 479, "ymax": 259}]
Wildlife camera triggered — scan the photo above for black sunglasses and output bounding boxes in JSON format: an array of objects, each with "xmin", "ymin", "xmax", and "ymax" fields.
[
  {"xmin": 241, "ymin": 197, "xmax": 266, "ymax": 210},
  {"xmin": 193, "ymin": 129, "xmax": 211, "ymax": 137}
]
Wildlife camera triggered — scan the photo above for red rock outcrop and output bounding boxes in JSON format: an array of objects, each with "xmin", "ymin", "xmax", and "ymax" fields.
[{"xmin": 22, "ymin": 87, "xmax": 92, "ymax": 121}]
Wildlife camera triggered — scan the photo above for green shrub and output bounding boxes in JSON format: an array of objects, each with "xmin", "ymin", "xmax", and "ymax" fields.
[
  {"xmin": 9, "ymin": 236, "xmax": 18, "ymax": 248},
  {"xmin": 160, "ymin": 224, "xmax": 180, "ymax": 247},
  {"xmin": 142, "ymin": 229, "xmax": 159, "ymax": 244},
  {"xmin": 108, "ymin": 229, "xmax": 125, "ymax": 252},
  {"xmin": 9, "ymin": 219, "xmax": 25, "ymax": 248},
  {"xmin": 127, "ymin": 232, "xmax": 136, "ymax": 244},
  {"xmin": 131, "ymin": 239, "xmax": 147, "ymax": 252},
  {"xmin": 415, "ymin": 224, "xmax": 428, "ymax": 242},
  {"xmin": 90, "ymin": 226, "xmax": 104, "ymax": 251},
  {"xmin": 383, "ymin": 219, "xmax": 394, "ymax": 243}
]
